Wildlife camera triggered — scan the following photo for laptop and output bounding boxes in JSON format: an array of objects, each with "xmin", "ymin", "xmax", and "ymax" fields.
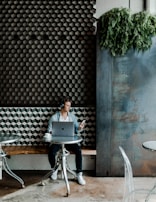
[{"xmin": 52, "ymin": 121, "xmax": 74, "ymax": 137}]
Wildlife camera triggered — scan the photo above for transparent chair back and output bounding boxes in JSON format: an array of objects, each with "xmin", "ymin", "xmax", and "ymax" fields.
[{"xmin": 119, "ymin": 146, "xmax": 134, "ymax": 202}]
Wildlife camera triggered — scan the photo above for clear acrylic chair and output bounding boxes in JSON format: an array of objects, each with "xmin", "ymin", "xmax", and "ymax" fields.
[{"xmin": 119, "ymin": 146, "xmax": 150, "ymax": 202}]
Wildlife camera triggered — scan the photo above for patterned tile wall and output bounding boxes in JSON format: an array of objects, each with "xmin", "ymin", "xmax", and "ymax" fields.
[
  {"xmin": 0, "ymin": 0, "xmax": 96, "ymax": 106},
  {"xmin": 0, "ymin": 107, "xmax": 96, "ymax": 148}
]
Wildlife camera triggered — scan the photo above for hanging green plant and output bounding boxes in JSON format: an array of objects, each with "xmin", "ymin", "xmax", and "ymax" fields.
[
  {"xmin": 99, "ymin": 8, "xmax": 156, "ymax": 56},
  {"xmin": 99, "ymin": 8, "xmax": 133, "ymax": 56},
  {"xmin": 131, "ymin": 11, "xmax": 156, "ymax": 52}
]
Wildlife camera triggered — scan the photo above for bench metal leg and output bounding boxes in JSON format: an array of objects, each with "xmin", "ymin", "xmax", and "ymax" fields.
[
  {"xmin": 0, "ymin": 145, "xmax": 24, "ymax": 188},
  {"xmin": 2, "ymin": 155, "xmax": 25, "ymax": 188}
]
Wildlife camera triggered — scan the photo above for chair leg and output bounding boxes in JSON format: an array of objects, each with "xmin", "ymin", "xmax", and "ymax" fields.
[{"xmin": 145, "ymin": 183, "xmax": 156, "ymax": 202}]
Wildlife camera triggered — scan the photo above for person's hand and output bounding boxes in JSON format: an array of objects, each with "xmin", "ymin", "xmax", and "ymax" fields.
[
  {"xmin": 43, "ymin": 132, "xmax": 52, "ymax": 142},
  {"xmin": 79, "ymin": 120, "xmax": 86, "ymax": 130}
]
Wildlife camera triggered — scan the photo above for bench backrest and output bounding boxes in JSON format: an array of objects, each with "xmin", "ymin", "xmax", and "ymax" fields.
[{"xmin": 0, "ymin": 107, "xmax": 96, "ymax": 148}]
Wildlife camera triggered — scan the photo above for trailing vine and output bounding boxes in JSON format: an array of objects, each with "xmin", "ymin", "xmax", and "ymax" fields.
[{"xmin": 99, "ymin": 8, "xmax": 156, "ymax": 56}]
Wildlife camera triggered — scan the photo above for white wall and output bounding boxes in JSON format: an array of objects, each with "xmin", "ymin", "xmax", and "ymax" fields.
[
  {"xmin": 96, "ymin": 0, "xmax": 130, "ymax": 18},
  {"xmin": 96, "ymin": 0, "xmax": 154, "ymax": 18},
  {"xmin": 146, "ymin": 0, "xmax": 156, "ymax": 14},
  {"xmin": 130, "ymin": 0, "xmax": 144, "ymax": 13},
  {"xmin": 6, "ymin": 154, "xmax": 96, "ymax": 171}
]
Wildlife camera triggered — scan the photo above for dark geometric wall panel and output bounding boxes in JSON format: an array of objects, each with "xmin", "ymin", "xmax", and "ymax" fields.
[
  {"xmin": 0, "ymin": 0, "xmax": 96, "ymax": 106},
  {"xmin": 0, "ymin": 107, "xmax": 96, "ymax": 148}
]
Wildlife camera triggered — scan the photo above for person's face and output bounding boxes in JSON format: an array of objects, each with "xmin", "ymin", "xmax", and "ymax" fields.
[{"xmin": 63, "ymin": 101, "xmax": 71, "ymax": 112}]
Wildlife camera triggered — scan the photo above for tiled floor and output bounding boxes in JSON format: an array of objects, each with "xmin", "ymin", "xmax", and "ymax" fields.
[{"xmin": 0, "ymin": 171, "xmax": 156, "ymax": 202}]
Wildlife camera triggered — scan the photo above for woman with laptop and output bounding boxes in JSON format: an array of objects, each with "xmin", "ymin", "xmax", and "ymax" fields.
[{"xmin": 47, "ymin": 96, "xmax": 86, "ymax": 185}]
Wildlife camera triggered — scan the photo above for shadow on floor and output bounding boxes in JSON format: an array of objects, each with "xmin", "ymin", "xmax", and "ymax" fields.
[
  {"xmin": 0, "ymin": 170, "xmax": 95, "ymax": 197},
  {"xmin": 0, "ymin": 170, "xmax": 48, "ymax": 197}
]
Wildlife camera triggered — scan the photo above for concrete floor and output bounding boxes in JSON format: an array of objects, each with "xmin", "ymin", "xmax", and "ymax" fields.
[{"xmin": 1, "ymin": 171, "xmax": 156, "ymax": 202}]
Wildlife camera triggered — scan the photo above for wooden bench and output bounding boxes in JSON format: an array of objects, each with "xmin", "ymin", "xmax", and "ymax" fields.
[{"xmin": 2, "ymin": 146, "xmax": 96, "ymax": 156}]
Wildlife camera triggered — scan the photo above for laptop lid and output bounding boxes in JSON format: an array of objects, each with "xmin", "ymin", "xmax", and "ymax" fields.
[{"xmin": 52, "ymin": 121, "xmax": 74, "ymax": 137}]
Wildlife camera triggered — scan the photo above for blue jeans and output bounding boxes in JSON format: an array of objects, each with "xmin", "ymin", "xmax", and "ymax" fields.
[{"xmin": 48, "ymin": 143, "xmax": 82, "ymax": 173}]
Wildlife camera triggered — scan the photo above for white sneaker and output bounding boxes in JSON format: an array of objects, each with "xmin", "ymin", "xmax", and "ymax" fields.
[
  {"xmin": 51, "ymin": 169, "xmax": 58, "ymax": 180},
  {"xmin": 77, "ymin": 172, "xmax": 86, "ymax": 185}
]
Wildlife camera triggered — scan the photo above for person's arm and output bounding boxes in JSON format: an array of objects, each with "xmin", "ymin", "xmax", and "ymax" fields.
[
  {"xmin": 47, "ymin": 112, "xmax": 59, "ymax": 133},
  {"xmin": 69, "ymin": 113, "xmax": 79, "ymax": 134},
  {"xmin": 47, "ymin": 116, "xmax": 53, "ymax": 133},
  {"xmin": 70, "ymin": 113, "xmax": 85, "ymax": 133}
]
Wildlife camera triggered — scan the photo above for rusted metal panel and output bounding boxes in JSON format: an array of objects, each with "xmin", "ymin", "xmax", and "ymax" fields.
[{"xmin": 96, "ymin": 36, "xmax": 156, "ymax": 176}]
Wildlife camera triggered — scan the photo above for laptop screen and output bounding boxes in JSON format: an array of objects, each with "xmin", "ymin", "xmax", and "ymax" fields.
[{"xmin": 52, "ymin": 121, "xmax": 74, "ymax": 137}]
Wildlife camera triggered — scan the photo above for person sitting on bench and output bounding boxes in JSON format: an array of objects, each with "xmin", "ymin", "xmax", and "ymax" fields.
[{"xmin": 47, "ymin": 96, "xmax": 86, "ymax": 185}]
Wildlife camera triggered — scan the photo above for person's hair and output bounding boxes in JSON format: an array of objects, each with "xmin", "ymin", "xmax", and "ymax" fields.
[
  {"xmin": 60, "ymin": 96, "xmax": 72, "ymax": 108},
  {"xmin": 63, "ymin": 96, "xmax": 72, "ymax": 104}
]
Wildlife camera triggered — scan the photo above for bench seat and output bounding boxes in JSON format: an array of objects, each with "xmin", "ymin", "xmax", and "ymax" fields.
[{"xmin": 2, "ymin": 146, "xmax": 96, "ymax": 156}]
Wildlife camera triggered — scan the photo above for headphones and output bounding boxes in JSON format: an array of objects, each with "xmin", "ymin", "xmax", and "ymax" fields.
[
  {"xmin": 59, "ymin": 98, "xmax": 65, "ymax": 109},
  {"xmin": 60, "ymin": 101, "xmax": 64, "ymax": 109},
  {"xmin": 59, "ymin": 96, "xmax": 72, "ymax": 109}
]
